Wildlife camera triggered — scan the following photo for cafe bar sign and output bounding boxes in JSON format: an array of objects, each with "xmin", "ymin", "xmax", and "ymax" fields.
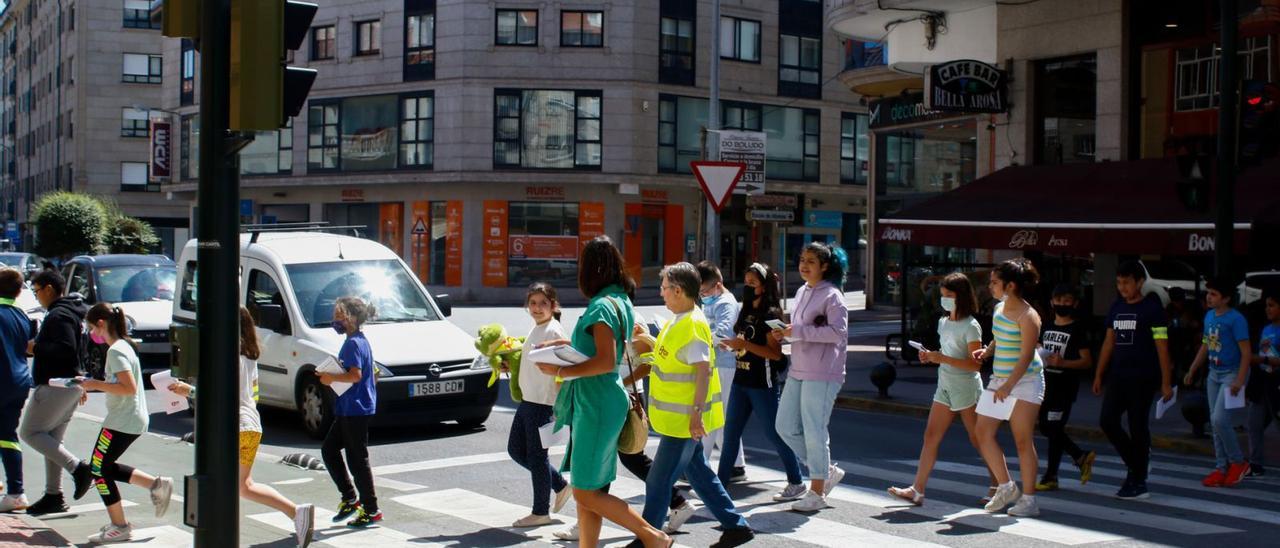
[{"xmin": 924, "ymin": 59, "xmax": 1008, "ymax": 113}]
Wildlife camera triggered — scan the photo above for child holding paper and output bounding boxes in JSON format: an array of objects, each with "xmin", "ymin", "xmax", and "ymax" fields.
[
  {"xmin": 1035, "ymin": 284, "xmax": 1096, "ymax": 492},
  {"xmin": 316, "ymin": 296, "xmax": 381, "ymax": 527},
  {"xmin": 1184, "ymin": 278, "xmax": 1252, "ymax": 487}
]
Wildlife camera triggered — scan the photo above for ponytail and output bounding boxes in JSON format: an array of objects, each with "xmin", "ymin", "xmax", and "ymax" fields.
[{"xmin": 87, "ymin": 302, "xmax": 138, "ymax": 352}]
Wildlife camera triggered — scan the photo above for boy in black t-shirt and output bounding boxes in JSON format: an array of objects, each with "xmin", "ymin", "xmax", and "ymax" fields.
[{"xmin": 1035, "ymin": 285, "xmax": 1096, "ymax": 491}]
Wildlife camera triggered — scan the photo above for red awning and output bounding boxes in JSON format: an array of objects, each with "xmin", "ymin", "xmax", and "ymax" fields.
[{"xmin": 876, "ymin": 158, "xmax": 1279, "ymax": 255}]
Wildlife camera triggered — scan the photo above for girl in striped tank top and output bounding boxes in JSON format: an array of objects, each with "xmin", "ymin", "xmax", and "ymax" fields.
[{"xmin": 973, "ymin": 259, "xmax": 1046, "ymax": 518}]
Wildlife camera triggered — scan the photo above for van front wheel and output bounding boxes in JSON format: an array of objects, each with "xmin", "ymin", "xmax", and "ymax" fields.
[{"xmin": 300, "ymin": 376, "xmax": 334, "ymax": 439}]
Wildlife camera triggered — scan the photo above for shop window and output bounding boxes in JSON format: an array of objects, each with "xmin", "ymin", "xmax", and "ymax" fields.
[
  {"xmin": 405, "ymin": 3, "xmax": 435, "ymax": 81},
  {"xmin": 659, "ymin": 15, "xmax": 695, "ymax": 85},
  {"xmin": 779, "ymin": 34, "xmax": 821, "ymax": 99},
  {"xmin": 720, "ymin": 17, "xmax": 760, "ymax": 62},
  {"xmin": 493, "ymin": 89, "xmax": 602, "ymax": 169},
  {"xmin": 840, "ymin": 112, "xmax": 869, "ymax": 184},
  {"xmin": 356, "ymin": 20, "xmax": 382, "ymax": 56},
  {"xmin": 496, "ymin": 9, "xmax": 538, "ymax": 46},
  {"xmin": 1174, "ymin": 36, "xmax": 1271, "ymax": 112},
  {"xmin": 507, "ymin": 202, "xmax": 579, "ymax": 287},
  {"xmin": 400, "ymin": 93, "xmax": 434, "ymax": 168},
  {"xmin": 1036, "ymin": 54, "xmax": 1096, "ymax": 165},
  {"xmin": 561, "ymin": 11, "xmax": 603, "ymax": 47},
  {"xmin": 240, "ymin": 118, "xmax": 293, "ymax": 175}
]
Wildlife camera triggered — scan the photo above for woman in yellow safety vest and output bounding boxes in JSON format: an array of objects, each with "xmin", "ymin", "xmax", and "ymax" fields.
[{"xmin": 640, "ymin": 262, "xmax": 755, "ymax": 548}]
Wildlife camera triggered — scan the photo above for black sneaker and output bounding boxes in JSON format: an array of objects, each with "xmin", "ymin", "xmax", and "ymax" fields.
[
  {"xmin": 1115, "ymin": 481, "xmax": 1150, "ymax": 500},
  {"xmin": 332, "ymin": 499, "xmax": 361, "ymax": 523},
  {"xmin": 1245, "ymin": 464, "xmax": 1266, "ymax": 478},
  {"xmin": 72, "ymin": 461, "xmax": 94, "ymax": 501},
  {"xmin": 25, "ymin": 494, "xmax": 69, "ymax": 516},
  {"xmin": 347, "ymin": 508, "xmax": 382, "ymax": 528},
  {"xmin": 729, "ymin": 466, "xmax": 748, "ymax": 483},
  {"xmin": 711, "ymin": 527, "xmax": 755, "ymax": 548}
]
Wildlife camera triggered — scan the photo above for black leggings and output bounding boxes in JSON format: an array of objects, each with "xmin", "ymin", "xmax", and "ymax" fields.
[
  {"xmin": 604, "ymin": 450, "xmax": 686, "ymax": 510},
  {"xmin": 322, "ymin": 415, "xmax": 378, "ymax": 514},
  {"xmin": 91, "ymin": 428, "xmax": 139, "ymax": 506}
]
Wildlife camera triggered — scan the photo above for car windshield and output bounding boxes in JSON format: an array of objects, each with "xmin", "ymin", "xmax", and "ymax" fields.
[
  {"xmin": 97, "ymin": 265, "xmax": 177, "ymax": 302},
  {"xmin": 286, "ymin": 260, "xmax": 440, "ymax": 328},
  {"xmin": 0, "ymin": 254, "xmax": 23, "ymax": 266}
]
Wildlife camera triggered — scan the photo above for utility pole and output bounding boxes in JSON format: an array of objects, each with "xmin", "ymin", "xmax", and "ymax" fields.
[
  {"xmin": 1216, "ymin": 0, "xmax": 1238, "ymax": 281},
  {"xmin": 705, "ymin": 0, "xmax": 722, "ymax": 265}
]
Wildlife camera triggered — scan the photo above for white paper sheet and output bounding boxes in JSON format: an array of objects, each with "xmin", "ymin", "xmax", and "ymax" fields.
[
  {"xmin": 149, "ymin": 370, "xmax": 189, "ymax": 415},
  {"xmin": 1222, "ymin": 384, "xmax": 1246, "ymax": 409},
  {"xmin": 1155, "ymin": 386, "xmax": 1178, "ymax": 419},
  {"xmin": 315, "ymin": 355, "xmax": 352, "ymax": 397},
  {"xmin": 976, "ymin": 390, "xmax": 1017, "ymax": 420},
  {"xmin": 538, "ymin": 419, "xmax": 570, "ymax": 449},
  {"xmin": 1036, "ymin": 347, "xmax": 1054, "ymax": 363},
  {"xmin": 526, "ymin": 345, "xmax": 590, "ymax": 367},
  {"xmin": 47, "ymin": 377, "xmax": 82, "ymax": 389},
  {"xmin": 908, "ymin": 340, "xmax": 928, "ymax": 352}
]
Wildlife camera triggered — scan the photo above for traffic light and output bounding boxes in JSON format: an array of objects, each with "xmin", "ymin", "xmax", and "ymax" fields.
[
  {"xmin": 152, "ymin": 0, "xmax": 200, "ymax": 40},
  {"xmin": 1238, "ymin": 79, "xmax": 1280, "ymax": 166},
  {"xmin": 1175, "ymin": 149, "xmax": 1210, "ymax": 213},
  {"xmin": 230, "ymin": 0, "xmax": 318, "ymax": 131}
]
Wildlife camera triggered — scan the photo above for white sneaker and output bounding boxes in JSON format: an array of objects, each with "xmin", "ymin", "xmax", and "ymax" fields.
[
  {"xmin": 512, "ymin": 514, "xmax": 553, "ymax": 528},
  {"xmin": 1007, "ymin": 495, "xmax": 1040, "ymax": 517},
  {"xmin": 773, "ymin": 483, "xmax": 808, "ymax": 502},
  {"xmin": 552, "ymin": 486, "xmax": 572, "ymax": 513},
  {"xmin": 150, "ymin": 476, "xmax": 174, "ymax": 518},
  {"xmin": 294, "ymin": 503, "xmax": 315, "ymax": 548},
  {"xmin": 0, "ymin": 493, "xmax": 29, "ymax": 513},
  {"xmin": 552, "ymin": 524, "xmax": 579, "ymax": 541},
  {"xmin": 88, "ymin": 522, "xmax": 133, "ymax": 544},
  {"xmin": 663, "ymin": 501, "xmax": 696, "ymax": 533},
  {"xmin": 790, "ymin": 491, "xmax": 829, "ymax": 512},
  {"xmin": 824, "ymin": 465, "xmax": 846, "ymax": 496},
  {"xmin": 983, "ymin": 482, "xmax": 1021, "ymax": 513}
]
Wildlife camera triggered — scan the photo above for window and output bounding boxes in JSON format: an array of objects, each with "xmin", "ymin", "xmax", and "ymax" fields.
[
  {"xmin": 181, "ymin": 115, "xmax": 195, "ymax": 180},
  {"xmin": 180, "ymin": 39, "xmax": 196, "ymax": 106},
  {"xmin": 497, "ymin": 9, "xmax": 538, "ymax": 46},
  {"xmin": 840, "ymin": 113, "xmax": 869, "ymax": 184},
  {"xmin": 123, "ymin": 53, "xmax": 162, "ymax": 84},
  {"xmin": 1036, "ymin": 55, "xmax": 1096, "ymax": 165},
  {"xmin": 660, "ymin": 16, "xmax": 695, "ymax": 85},
  {"xmin": 1175, "ymin": 37, "xmax": 1272, "ymax": 111},
  {"xmin": 722, "ymin": 101, "xmax": 762, "ymax": 131},
  {"xmin": 405, "ymin": 6, "xmax": 435, "ymax": 80},
  {"xmin": 241, "ymin": 118, "xmax": 293, "ymax": 175},
  {"xmin": 400, "ymin": 93, "xmax": 434, "ymax": 168},
  {"xmin": 246, "ymin": 270, "xmax": 290, "ymax": 334},
  {"xmin": 764, "ymin": 106, "xmax": 820, "ymax": 181},
  {"xmin": 121, "ymin": 108, "xmax": 148, "ymax": 138},
  {"xmin": 356, "ymin": 20, "xmax": 381, "ymax": 56},
  {"xmin": 120, "ymin": 162, "xmax": 152, "ymax": 191},
  {"xmin": 507, "ymin": 202, "xmax": 580, "ymax": 287},
  {"xmin": 123, "ymin": 0, "xmax": 159, "ymax": 30},
  {"xmin": 494, "ymin": 90, "xmax": 601, "ymax": 169},
  {"xmin": 561, "ymin": 11, "xmax": 603, "ymax": 47},
  {"xmin": 311, "ymin": 25, "xmax": 335, "ymax": 61},
  {"xmin": 307, "ymin": 102, "xmax": 339, "ymax": 170},
  {"xmin": 720, "ymin": 17, "xmax": 760, "ymax": 62},
  {"xmin": 308, "ymin": 95, "xmax": 406, "ymax": 172},
  {"xmin": 779, "ymin": 34, "xmax": 821, "ymax": 98}
]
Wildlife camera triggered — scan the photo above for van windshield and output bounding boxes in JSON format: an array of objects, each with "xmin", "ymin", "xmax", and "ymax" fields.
[{"xmin": 286, "ymin": 260, "xmax": 440, "ymax": 328}]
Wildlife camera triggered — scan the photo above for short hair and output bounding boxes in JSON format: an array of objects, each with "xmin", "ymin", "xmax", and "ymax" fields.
[
  {"xmin": 1205, "ymin": 276, "xmax": 1236, "ymax": 303},
  {"xmin": 31, "ymin": 269, "xmax": 66, "ymax": 296},
  {"xmin": 335, "ymin": 296, "xmax": 377, "ymax": 329},
  {"xmin": 695, "ymin": 260, "xmax": 722, "ymax": 285},
  {"xmin": 1264, "ymin": 287, "xmax": 1279, "ymax": 307},
  {"xmin": 1117, "ymin": 260, "xmax": 1146, "ymax": 281},
  {"xmin": 0, "ymin": 268, "xmax": 22, "ymax": 299},
  {"xmin": 661, "ymin": 262, "xmax": 702, "ymax": 304}
]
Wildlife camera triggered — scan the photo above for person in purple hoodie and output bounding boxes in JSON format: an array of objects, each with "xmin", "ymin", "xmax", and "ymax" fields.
[{"xmin": 770, "ymin": 242, "xmax": 849, "ymax": 513}]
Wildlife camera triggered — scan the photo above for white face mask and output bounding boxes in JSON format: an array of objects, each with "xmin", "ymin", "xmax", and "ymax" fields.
[{"xmin": 940, "ymin": 296, "xmax": 956, "ymax": 312}]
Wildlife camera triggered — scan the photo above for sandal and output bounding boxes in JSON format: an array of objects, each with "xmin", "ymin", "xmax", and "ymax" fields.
[{"xmin": 887, "ymin": 485, "xmax": 924, "ymax": 506}]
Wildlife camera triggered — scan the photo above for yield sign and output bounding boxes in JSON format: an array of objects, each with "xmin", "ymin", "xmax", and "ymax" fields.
[{"xmin": 690, "ymin": 161, "xmax": 745, "ymax": 213}]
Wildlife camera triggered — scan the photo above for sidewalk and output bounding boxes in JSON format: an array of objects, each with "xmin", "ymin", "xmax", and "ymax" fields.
[{"xmin": 0, "ymin": 514, "xmax": 66, "ymax": 547}]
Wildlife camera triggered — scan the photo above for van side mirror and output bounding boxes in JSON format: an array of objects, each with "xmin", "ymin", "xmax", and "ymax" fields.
[
  {"xmin": 434, "ymin": 294, "xmax": 452, "ymax": 317},
  {"xmin": 255, "ymin": 304, "xmax": 286, "ymax": 333}
]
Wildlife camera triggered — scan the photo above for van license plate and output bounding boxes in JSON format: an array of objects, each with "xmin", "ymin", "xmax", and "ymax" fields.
[{"xmin": 409, "ymin": 380, "xmax": 465, "ymax": 397}]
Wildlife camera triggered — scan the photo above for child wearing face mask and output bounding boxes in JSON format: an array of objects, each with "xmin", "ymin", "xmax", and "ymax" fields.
[{"xmin": 1035, "ymin": 285, "xmax": 1096, "ymax": 492}]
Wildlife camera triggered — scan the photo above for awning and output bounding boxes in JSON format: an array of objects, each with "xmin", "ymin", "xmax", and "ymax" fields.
[{"xmin": 876, "ymin": 158, "xmax": 1279, "ymax": 255}]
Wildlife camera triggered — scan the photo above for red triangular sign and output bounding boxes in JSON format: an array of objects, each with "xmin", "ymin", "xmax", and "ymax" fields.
[{"xmin": 691, "ymin": 161, "xmax": 745, "ymax": 213}]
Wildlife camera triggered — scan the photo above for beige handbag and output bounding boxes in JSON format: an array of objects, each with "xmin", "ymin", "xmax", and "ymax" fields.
[{"xmin": 609, "ymin": 297, "xmax": 650, "ymax": 455}]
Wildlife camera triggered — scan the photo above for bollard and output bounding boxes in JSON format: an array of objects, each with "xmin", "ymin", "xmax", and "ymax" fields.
[
  {"xmin": 870, "ymin": 362, "xmax": 897, "ymax": 398},
  {"xmin": 1181, "ymin": 389, "xmax": 1209, "ymax": 437}
]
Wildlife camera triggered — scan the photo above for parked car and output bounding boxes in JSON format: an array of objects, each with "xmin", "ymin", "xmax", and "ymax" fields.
[
  {"xmin": 172, "ymin": 231, "xmax": 495, "ymax": 438},
  {"xmin": 61, "ymin": 255, "xmax": 177, "ymax": 376},
  {"xmin": 1140, "ymin": 259, "xmax": 1204, "ymax": 307},
  {"xmin": 1239, "ymin": 271, "xmax": 1280, "ymax": 305},
  {"xmin": 0, "ymin": 252, "xmax": 52, "ymax": 280}
]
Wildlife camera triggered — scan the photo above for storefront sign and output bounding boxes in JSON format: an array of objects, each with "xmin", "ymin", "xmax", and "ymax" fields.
[
  {"xmin": 641, "ymin": 189, "xmax": 669, "ymax": 204},
  {"xmin": 868, "ymin": 92, "xmax": 951, "ymax": 129},
  {"xmin": 525, "ymin": 186, "xmax": 566, "ymax": 201},
  {"xmin": 149, "ymin": 118, "xmax": 172, "ymax": 182},
  {"xmin": 746, "ymin": 194, "xmax": 797, "ymax": 208},
  {"xmin": 341, "ymin": 189, "xmax": 365, "ymax": 202},
  {"xmin": 509, "ymin": 235, "xmax": 578, "ymax": 260},
  {"xmin": 579, "ymin": 202, "xmax": 606, "ymax": 248},
  {"xmin": 717, "ymin": 130, "xmax": 766, "ymax": 196},
  {"xmin": 875, "ymin": 222, "xmax": 1247, "ymax": 256},
  {"xmin": 444, "ymin": 201, "xmax": 464, "ymax": 286},
  {"xmin": 747, "ymin": 209, "xmax": 795, "ymax": 223},
  {"xmin": 804, "ymin": 210, "xmax": 842, "ymax": 229},
  {"xmin": 482, "ymin": 201, "xmax": 508, "ymax": 288},
  {"xmin": 924, "ymin": 60, "xmax": 1008, "ymax": 113}
]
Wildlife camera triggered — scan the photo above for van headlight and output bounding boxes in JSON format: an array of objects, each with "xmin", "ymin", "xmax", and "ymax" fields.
[
  {"xmin": 470, "ymin": 355, "xmax": 490, "ymax": 370},
  {"xmin": 374, "ymin": 361, "xmax": 392, "ymax": 378}
]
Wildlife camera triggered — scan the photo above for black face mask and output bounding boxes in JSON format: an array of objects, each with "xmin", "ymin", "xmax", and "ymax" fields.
[
  {"xmin": 742, "ymin": 286, "xmax": 757, "ymax": 304},
  {"xmin": 1052, "ymin": 305, "xmax": 1075, "ymax": 318}
]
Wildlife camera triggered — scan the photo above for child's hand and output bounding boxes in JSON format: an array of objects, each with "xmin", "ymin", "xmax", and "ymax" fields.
[
  {"xmin": 535, "ymin": 363, "xmax": 561, "ymax": 377},
  {"xmin": 720, "ymin": 337, "xmax": 747, "ymax": 351},
  {"xmin": 919, "ymin": 350, "xmax": 939, "ymax": 364},
  {"xmin": 316, "ymin": 371, "xmax": 333, "ymax": 386}
]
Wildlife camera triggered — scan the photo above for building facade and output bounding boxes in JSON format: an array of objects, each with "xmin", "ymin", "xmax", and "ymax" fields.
[
  {"xmin": 0, "ymin": 0, "xmax": 189, "ymax": 255},
  {"xmin": 161, "ymin": 0, "xmax": 868, "ymax": 301}
]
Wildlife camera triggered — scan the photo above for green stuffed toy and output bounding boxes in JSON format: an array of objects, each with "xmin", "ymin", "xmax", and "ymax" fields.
[{"xmin": 475, "ymin": 323, "xmax": 525, "ymax": 402}]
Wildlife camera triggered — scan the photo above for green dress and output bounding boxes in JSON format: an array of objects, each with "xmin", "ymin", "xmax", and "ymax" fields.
[{"xmin": 552, "ymin": 285, "xmax": 632, "ymax": 490}]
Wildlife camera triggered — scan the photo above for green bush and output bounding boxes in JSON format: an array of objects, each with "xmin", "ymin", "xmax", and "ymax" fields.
[
  {"xmin": 31, "ymin": 192, "xmax": 106, "ymax": 258},
  {"xmin": 105, "ymin": 215, "xmax": 161, "ymax": 254}
]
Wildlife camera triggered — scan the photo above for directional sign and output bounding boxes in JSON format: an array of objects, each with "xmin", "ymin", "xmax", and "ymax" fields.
[
  {"xmin": 690, "ymin": 161, "xmax": 745, "ymax": 213},
  {"xmin": 411, "ymin": 217, "xmax": 428, "ymax": 235},
  {"xmin": 716, "ymin": 130, "xmax": 766, "ymax": 196},
  {"xmin": 747, "ymin": 209, "xmax": 795, "ymax": 223}
]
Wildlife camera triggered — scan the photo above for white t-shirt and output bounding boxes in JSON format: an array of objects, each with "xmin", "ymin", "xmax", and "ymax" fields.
[
  {"xmin": 240, "ymin": 356, "xmax": 262, "ymax": 433},
  {"xmin": 518, "ymin": 319, "xmax": 566, "ymax": 406},
  {"xmin": 670, "ymin": 312, "xmax": 712, "ymax": 365}
]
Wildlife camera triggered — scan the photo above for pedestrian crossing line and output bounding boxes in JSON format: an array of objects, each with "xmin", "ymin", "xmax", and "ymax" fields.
[
  {"xmin": 271, "ymin": 477, "xmax": 315, "ymax": 486},
  {"xmin": 36, "ymin": 500, "xmax": 140, "ymax": 518},
  {"xmin": 374, "ymin": 476, "xmax": 428, "ymax": 492},
  {"xmin": 739, "ymin": 505, "xmax": 948, "ymax": 548},
  {"xmin": 120, "ymin": 525, "xmax": 192, "ymax": 546},
  {"xmin": 1001, "ymin": 457, "xmax": 1280, "ymax": 504},
  {"xmin": 250, "ymin": 506, "xmax": 442, "ymax": 548},
  {"xmin": 920, "ymin": 460, "xmax": 1279, "ymax": 528},
  {"xmin": 371, "ymin": 439, "xmax": 660, "ymax": 476},
  {"xmin": 1090, "ymin": 453, "xmax": 1214, "ymax": 476}
]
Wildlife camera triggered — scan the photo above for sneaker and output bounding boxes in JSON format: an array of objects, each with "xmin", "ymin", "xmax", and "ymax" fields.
[
  {"xmin": 512, "ymin": 514, "xmax": 552, "ymax": 528},
  {"xmin": 1201, "ymin": 469, "xmax": 1226, "ymax": 487},
  {"xmin": 73, "ymin": 461, "xmax": 94, "ymax": 501},
  {"xmin": 1115, "ymin": 481, "xmax": 1150, "ymax": 499},
  {"xmin": 887, "ymin": 485, "xmax": 924, "ymax": 506},
  {"xmin": 979, "ymin": 486, "xmax": 997, "ymax": 506},
  {"xmin": 149, "ymin": 476, "xmax": 173, "ymax": 518},
  {"xmin": 663, "ymin": 501, "xmax": 697, "ymax": 533},
  {"xmin": 710, "ymin": 527, "xmax": 755, "ymax": 548},
  {"xmin": 87, "ymin": 522, "xmax": 133, "ymax": 544},
  {"xmin": 552, "ymin": 524, "xmax": 579, "ymax": 541},
  {"xmin": 824, "ymin": 465, "xmax": 845, "ymax": 496},
  {"xmin": 347, "ymin": 508, "xmax": 382, "ymax": 528},
  {"xmin": 1034, "ymin": 477, "xmax": 1059, "ymax": 492},
  {"xmin": 25, "ymin": 493, "xmax": 69, "ymax": 516},
  {"xmin": 1076, "ymin": 451, "xmax": 1097, "ymax": 484},
  {"xmin": 1224, "ymin": 462, "xmax": 1250, "ymax": 486},
  {"xmin": 1245, "ymin": 464, "xmax": 1266, "ymax": 478},
  {"xmin": 790, "ymin": 490, "xmax": 829, "ymax": 512},
  {"xmin": 1007, "ymin": 495, "xmax": 1040, "ymax": 517},
  {"xmin": 729, "ymin": 466, "xmax": 748, "ymax": 483},
  {"xmin": 293, "ymin": 503, "xmax": 314, "ymax": 548},
  {"xmin": 552, "ymin": 486, "xmax": 572, "ymax": 513},
  {"xmin": 0, "ymin": 494, "xmax": 29, "ymax": 513},
  {"xmin": 332, "ymin": 499, "xmax": 361, "ymax": 522},
  {"xmin": 983, "ymin": 482, "xmax": 1021, "ymax": 513},
  {"xmin": 773, "ymin": 483, "xmax": 808, "ymax": 502}
]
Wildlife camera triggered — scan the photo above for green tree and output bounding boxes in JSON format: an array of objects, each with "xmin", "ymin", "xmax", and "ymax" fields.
[
  {"xmin": 31, "ymin": 192, "xmax": 106, "ymax": 259},
  {"xmin": 100, "ymin": 201, "xmax": 161, "ymax": 254}
]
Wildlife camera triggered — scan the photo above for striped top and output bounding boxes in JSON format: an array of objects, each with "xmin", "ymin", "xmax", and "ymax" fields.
[{"xmin": 992, "ymin": 302, "xmax": 1042, "ymax": 378}]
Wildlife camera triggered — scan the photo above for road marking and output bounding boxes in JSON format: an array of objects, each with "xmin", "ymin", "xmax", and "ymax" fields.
[
  {"xmin": 374, "ymin": 476, "xmax": 428, "ymax": 492},
  {"xmin": 371, "ymin": 439, "xmax": 659, "ymax": 476},
  {"xmin": 271, "ymin": 477, "xmax": 314, "ymax": 486},
  {"xmin": 36, "ymin": 500, "xmax": 139, "ymax": 518},
  {"xmin": 122, "ymin": 526, "xmax": 192, "ymax": 546},
  {"xmin": 1001, "ymin": 457, "xmax": 1280, "ymax": 504},
  {"xmin": 251, "ymin": 505, "xmax": 440, "ymax": 548},
  {"xmin": 739, "ymin": 505, "xmax": 948, "ymax": 548}
]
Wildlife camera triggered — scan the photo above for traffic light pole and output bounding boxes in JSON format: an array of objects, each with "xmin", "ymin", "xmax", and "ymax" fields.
[
  {"xmin": 1216, "ymin": 0, "xmax": 1237, "ymax": 281},
  {"xmin": 194, "ymin": 0, "xmax": 240, "ymax": 544}
]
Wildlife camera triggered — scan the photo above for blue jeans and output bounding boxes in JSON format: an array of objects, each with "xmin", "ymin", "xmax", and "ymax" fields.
[
  {"xmin": 718, "ymin": 384, "xmax": 803, "ymax": 485},
  {"xmin": 775, "ymin": 378, "xmax": 841, "ymax": 480},
  {"xmin": 1207, "ymin": 368, "xmax": 1247, "ymax": 470},
  {"xmin": 643, "ymin": 435, "xmax": 749, "ymax": 532},
  {"xmin": 508, "ymin": 401, "xmax": 568, "ymax": 515}
]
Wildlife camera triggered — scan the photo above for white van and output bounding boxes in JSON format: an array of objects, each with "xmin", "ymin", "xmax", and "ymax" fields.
[{"xmin": 172, "ymin": 230, "xmax": 495, "ymax": 438}]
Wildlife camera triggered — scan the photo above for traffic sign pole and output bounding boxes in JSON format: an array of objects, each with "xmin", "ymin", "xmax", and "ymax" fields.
[{"xmin": 706, "ymin": 0, "xmax": 722, "ymax": 266}]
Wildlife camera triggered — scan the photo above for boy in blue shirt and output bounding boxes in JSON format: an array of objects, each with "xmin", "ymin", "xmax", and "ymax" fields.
[
  {"xmin": 1247, "ymin": 289, "xmax": 1280, "ymax": 477},
  {"xmin": 0, "ymin": 268, "xmax": 34, "ymax": 512},
  {"xmin": 1184, "ymin": 277, "xmax": 1252, "ymax": 487}
]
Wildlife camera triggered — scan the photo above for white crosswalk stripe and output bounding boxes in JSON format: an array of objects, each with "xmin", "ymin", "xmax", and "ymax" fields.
[
  {"xmin": 121, "ymin": 526, "xmax": 192, "ymax": 546},
  {"xmin": 250, "ymin": 505, "xmax": 438, "ymax": 547},
  {"xmin": 1000, "ymin": 457, "xmax": 1280, "ymax": 504}
]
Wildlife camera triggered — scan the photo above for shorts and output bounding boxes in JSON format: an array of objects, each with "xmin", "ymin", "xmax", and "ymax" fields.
[
  {"xmin": 239, "ymin": 431, "xmax": 262, "ymax": 467},
  {"xmin": 933, "ymin": 371, "xmax": 983, "ymax": 411},
  {"xmin": 987, "ymin": 371, "xmax": 1045, "ymax": 404}
]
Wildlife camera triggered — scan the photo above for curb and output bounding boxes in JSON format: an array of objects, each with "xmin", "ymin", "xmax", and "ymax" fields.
[
  {"xmin": 835, "ymin": 395, "xmax": 1214, "ymax": 457},
  {"xmin": 0, "ymin": 514, "xmax": 73, "ymax": 547}
]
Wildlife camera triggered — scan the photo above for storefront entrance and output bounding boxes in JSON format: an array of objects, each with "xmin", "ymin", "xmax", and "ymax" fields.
[{"xmin": 625, "ymin": 202, "xmax": 683, "ymax": 287}]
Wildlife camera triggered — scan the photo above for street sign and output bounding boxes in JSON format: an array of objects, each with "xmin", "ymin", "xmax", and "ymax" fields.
[
  {"xmin": 411, "ymin": 217, "xmax": 428, "ymax": 235},
  {"xmin": 716, "ymin": 130, "xmax": 766, "ymax": 196},
  {"xmin": 691, "ymin": 161, "xmax": 745, "ymax": 213},
  {"xmin": 747, "ymin": 209, "xmax": 795, "ymax": 223},
  {"xmin": 746, "ymin": 194, "xmax": 797, "ymax": 208}
]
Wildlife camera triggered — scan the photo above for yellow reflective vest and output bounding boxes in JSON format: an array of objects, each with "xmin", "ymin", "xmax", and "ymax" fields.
[{"xmin": 648, "ymin": 308, "xmax": 725, "ymax": 438}]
